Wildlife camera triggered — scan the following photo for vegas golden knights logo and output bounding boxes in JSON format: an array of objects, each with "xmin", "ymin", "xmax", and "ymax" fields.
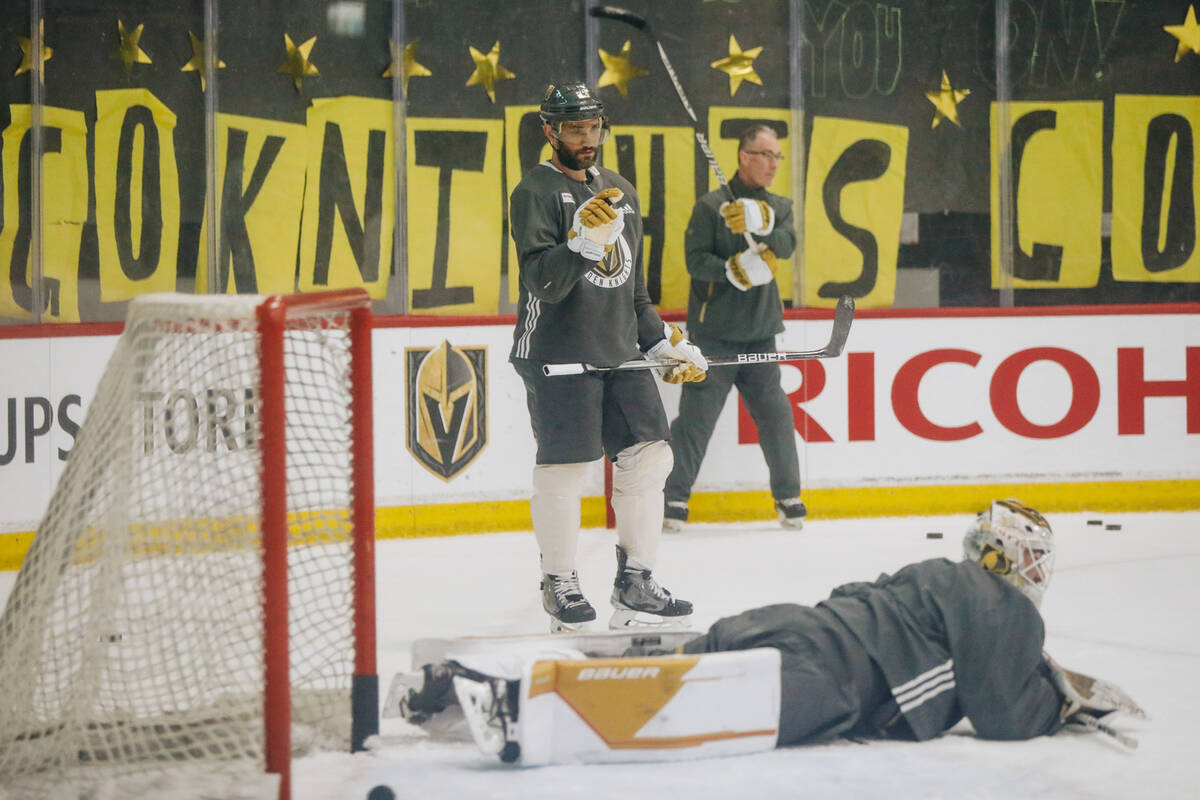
[{"xmin": 405, "ymin": 341, "xmax": 488, "ymax": 481}]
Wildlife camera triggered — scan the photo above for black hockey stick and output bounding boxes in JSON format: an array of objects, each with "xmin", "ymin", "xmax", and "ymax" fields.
[
  {"xmin": 543, "ymin": 296, "xmax": 854, "ymax": 376},
  {"xmin": 589, "ymin": 4, "xmax": 757, "ymax": 249}
]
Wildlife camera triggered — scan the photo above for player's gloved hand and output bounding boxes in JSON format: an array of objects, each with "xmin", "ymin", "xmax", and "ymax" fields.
[
  {"xmin": 646, "ymin": 322, "xmax": 708, "ymax": 384},
  {"xmin": 567, "ymin": 188, "xmax": 625, "ymax": 261},
  {"xmin": 1044, "ymin": 653, "xmax": 1148, "ymax": 724},
  {"xmin": 725, "ymin": 243, "xmax": 777, "ymax": 291},
  {"xmin": 719, "ymin": 198, "xmax": 774, "ymax": 236}
]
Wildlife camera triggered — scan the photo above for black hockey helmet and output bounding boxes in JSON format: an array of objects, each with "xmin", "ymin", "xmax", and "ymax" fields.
[{"xmin": 539, "ymin": 81, "xmax": 606, "ymax": 125}]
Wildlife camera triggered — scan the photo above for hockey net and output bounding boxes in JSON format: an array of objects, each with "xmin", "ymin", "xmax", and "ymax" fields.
[{"xmin": 0, "ymin": 291, "xmax": 376, "ymax": 800}]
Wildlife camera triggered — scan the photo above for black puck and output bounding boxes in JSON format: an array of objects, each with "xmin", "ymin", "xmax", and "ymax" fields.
[
  {"xmin": 1105, "ymin": 524, "xmax": 1121, "ymax": 531},
  {"xmin": 1086, "ymin": 519, "xmax": 1103, "ymax": 526},
  {"xmin": 926, "ymin": 532, "xmax": 943, "ymax": 539}
]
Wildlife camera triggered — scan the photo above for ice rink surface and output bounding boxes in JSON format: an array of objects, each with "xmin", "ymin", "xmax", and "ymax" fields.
[
  {"xmin": 3, "ymin": 510, "xmax": 1196, "ymax": 798},
  {"xmin": 301, "ymin": 510, "xmax": 1200, "ymax": 800}
]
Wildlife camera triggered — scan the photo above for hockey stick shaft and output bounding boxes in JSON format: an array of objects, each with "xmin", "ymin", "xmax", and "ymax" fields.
[
  {"xmin": 543, "ymin": 295, "xmax": 854, "ymax": 376},
  {"xmin": 590, "ymin": 5, "xmax": 755, "ymax": 249}
]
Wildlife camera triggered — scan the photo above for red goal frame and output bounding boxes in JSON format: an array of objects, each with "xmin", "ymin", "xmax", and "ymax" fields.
[{"xmin": 257, "ymin": 289, "xmax": 376, "ymax": 800}]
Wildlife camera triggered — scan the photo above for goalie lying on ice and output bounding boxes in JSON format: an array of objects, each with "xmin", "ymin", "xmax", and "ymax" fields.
[{"xmin": 393, "ymin": 500, "xmax": 1146, "ymax": 764}]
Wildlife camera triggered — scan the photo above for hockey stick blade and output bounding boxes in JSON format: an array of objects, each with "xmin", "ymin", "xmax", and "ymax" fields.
[
  {"xmin": 1071, "ymin": 712, "xmax": 1139, "ymax": 750},
  {"xmin": 589, "ymin": 5, "xmax": 650, "ymax": 32},
  {"xmin": 543, "ymin": 295, "xmax": 855, "ymax": 376}
]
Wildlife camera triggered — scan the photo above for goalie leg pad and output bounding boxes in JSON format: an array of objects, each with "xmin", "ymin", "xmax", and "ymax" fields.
[
  {"xmin": 515, "ymin": 648, "xmax": 780, "ymax": 765},
  {"xmin": 531, "ymin": 461, "xmax": 593, "ymax": 574},
  {"xmin": 610, "ymin": 440, "xmax": 673, "ymax": 569}
]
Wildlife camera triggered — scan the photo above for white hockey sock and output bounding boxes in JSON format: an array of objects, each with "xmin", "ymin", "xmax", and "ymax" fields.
[
  {"xmin": 531, "ymin": 461, "xmax": 593, "ymax": 575},
  {"xmin": 610, "ymin": 440, "xmax": 673, "ymax": 571}
]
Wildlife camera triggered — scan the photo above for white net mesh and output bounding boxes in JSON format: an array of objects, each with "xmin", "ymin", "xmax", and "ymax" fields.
[{"xmin": 0, "ymin": 294, "xmax": 364, "ymax": 797}]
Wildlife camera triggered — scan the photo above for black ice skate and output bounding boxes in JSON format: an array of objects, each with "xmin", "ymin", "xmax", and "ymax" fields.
[
  {"xmin": 541, "ymin": 570, "xmax": 597, "ymax": 632},
  {"xmin": 775, "ymin": 497, "xmax": 807, "ymax": 530},
  {"xmin": 609, "ymin": 545, "xmax": 694, "ymax": 629},
  {"xmin": 663, "ymin": 500, "xmax": 688, "ymax": 533}
]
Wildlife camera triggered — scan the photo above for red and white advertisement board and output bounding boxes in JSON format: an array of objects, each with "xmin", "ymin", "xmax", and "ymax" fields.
[{"xmin": 1, "ymin": 306, "xmax": 1197, "ymax": 534}]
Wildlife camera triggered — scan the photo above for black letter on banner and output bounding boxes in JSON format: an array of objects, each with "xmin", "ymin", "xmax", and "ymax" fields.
[
  {"xmin": 220, "ymin": 128, "xmax": 285, "ymax": 293},
  {"xmin": 411, "ymin": 130, "xmax": 483, "ymax": 308},
  {"xmin": 840, "ymin": 2, "xmax": 877, "ymax": 99},
  {"xmin": 615, "ymin": 134, "xmax": 665, "ymax": 303},
  {"xmin": 10, "ymin": 127, "xmax": 62, "ymax": 316},
  {"xmin": 0, "ymin": 398, "xmax": 15, "ymax": 465},
  {"xmin": 114, "ymin": 105, "xmax": 163, "ymax": 281},
  {"xmin": 57, "ymin": 394, "xmax": 81, "ymax": 460},
  {"xmin": 1009, "ymin": 110, "xmax": 1064, "ymax": 282},
  {"xmin": 818, "ymin": 138, "xmax": 890, "ymax": 299},
  {"xmin": 24, "ymin": 396, "xmax": 51, "ymax": 463},
  {"xmin": 313, "ymin": 122, "xmax": 386, "ymax": 286},
  {"xmin": 1141, "ymin": 114, "xmax": 1196, "ymax": 273}
]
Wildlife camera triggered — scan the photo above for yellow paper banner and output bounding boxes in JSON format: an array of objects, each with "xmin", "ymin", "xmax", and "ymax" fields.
[
  {"xmin": 406, "ymin": 116, "xmax": 502, "ymax": 314},
  {"xmin": 298, "ymin": 96, "xmax": 395, "ymax": 299},
  {"xmin": 990, "ymin": 101, "xmax": 1103, "ymax": 289},
  {"xmin": 196, "ymin": 112, "xmax": 307, "ymax": 294},
  {"xmin": 1111, "ymin": 94, "xmax": 1200, "ymax": 283},
  {"xmin": 95, "ymin": 89, "xmax": 180, "ymax": 301},
  {"xmin": 0, "ymin": 104, "xmax": 87, "ymax": 321},
  {"xmin": 804, "ymin": 115, "xmax": 908, "ymax": 308}
]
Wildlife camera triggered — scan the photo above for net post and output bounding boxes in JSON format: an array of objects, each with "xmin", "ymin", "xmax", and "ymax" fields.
[
  {"xmin": 348, "ymin": 297, "xmax": 379, "ymax": 752},
  {"xmin": 256, "ymin": 296, "xmax": 291, "ymax": 800}
]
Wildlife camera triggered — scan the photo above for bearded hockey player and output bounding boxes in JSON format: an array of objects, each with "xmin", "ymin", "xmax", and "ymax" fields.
[
  {"xmin": 392, "ymin": 500, "xmax": 1145, "ymax": 764},
  {"xmin": 508, "ymin": 81, "xmax": 706, "ymax": 631}
]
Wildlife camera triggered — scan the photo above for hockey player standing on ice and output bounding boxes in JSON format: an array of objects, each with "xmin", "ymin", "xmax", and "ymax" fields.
[
  {"xmin": 664, "ymin": 124, "xmax": 805, "ymax": 533},
  {"xmin": 509, "ymin": 81, "xmax": 707, "ymax": 631}
]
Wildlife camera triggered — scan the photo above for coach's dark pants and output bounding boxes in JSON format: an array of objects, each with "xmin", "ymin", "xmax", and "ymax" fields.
[{"xmin": 664, "ymin": 335, "xmax": 801, "ymax": 504}]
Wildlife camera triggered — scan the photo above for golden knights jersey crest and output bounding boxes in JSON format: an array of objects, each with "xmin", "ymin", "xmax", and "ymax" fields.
[
  {"xmin": 405, "ymin": 341, "xmax": 487, "ymax": 480},
  {"xmin": 583, "ymin": 233, "xmax": 633, "ymax": 289}
]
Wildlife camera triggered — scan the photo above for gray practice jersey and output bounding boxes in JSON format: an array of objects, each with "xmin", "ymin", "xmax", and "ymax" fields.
[
  {"xmin": 689, "ymin": 558, "xmax": 1065, "ymax": 744},
  {"xmin": 820, "ymin": 558, "xmax": 1064, "ymax": 741},
  {"xmin": 509, "ymin": 162, "xmax": 665, "ymax": 366}
]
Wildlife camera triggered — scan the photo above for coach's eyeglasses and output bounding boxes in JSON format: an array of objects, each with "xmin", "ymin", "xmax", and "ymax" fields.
[{"xmin": 744, "ymin": 150, "xmax": 785, "ymax": 163}]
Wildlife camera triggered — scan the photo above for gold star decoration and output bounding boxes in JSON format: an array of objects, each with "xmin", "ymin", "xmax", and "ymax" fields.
[
  {"xmin": 1164, "ymin": 4, "xmax": 1200, "ymax": 62},
  {"xmin": 925, "ymin": 70, "xmax": 971, "ymax": 128},
  {"xmin": 111, "ymin": 20, "xmax": 152, "ymax": 74},
  {"xmin": 383, "ymin": 40, "xmax": 432, "ymax": 96},
  {"xmin": 278, "ymin": 33, "xmax": 319, "ymax": 91},
  {"xmin": 598, "ymin": 40, "xmax": 649, "ymax": 98},
  {"xmin": 180, "ymin": 31, "xmax": 225, "ymax": 92},
  {"xmin": 15, "ymin": 20, "xmax": 52, "ymax": 78},
  {"xmin": 465, "ymin": 41, "xmax": 515, "ymax": 103},
  {"xmin": 710, "ymin": 35, "xmax": 763, "ymax": 96}
]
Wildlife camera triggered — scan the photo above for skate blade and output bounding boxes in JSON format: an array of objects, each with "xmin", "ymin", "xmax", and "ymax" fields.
[
  {"xmin": 608, "ymin": 608, "xmax": 693, "ymax": 630},
  {"xmin": 549, "ymin": 618, "xmax": 591, "ymax": 634}
]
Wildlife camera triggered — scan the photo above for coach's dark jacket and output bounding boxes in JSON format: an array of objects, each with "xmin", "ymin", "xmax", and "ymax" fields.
[{"xmin": 682, "ymin": 173, "xmax": 796, "ymax": 344}]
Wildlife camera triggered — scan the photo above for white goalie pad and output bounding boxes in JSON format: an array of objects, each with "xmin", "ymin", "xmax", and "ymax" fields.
[{"xmin": 485, "ymin": 648, "xmax": 780, "ymax": 765}]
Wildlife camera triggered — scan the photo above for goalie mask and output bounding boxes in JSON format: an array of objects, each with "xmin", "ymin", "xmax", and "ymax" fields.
[
  {"xmin": 539, "ymin": 81, "xmax": 610, "ymax": 144},
  {"xmin": 963, "ymin": 499, "xmax": 1055, "ymax": 607}
]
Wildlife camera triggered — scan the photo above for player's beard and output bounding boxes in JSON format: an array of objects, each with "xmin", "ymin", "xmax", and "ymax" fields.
[{"xmin": 555, "ymin": 139, "xmax": 597, "ymax": 172}]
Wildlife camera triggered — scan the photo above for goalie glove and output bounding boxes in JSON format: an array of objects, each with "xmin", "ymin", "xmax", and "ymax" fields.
[
  {"xmin": 1045, "ymin": 652, "xmax": 1148, "ymax": 724},
  {"xmin": 567, "ymin": 187, "xmax": 625, "ymax": 262},
  {"xmin": 646, "ymin": 322, "xmax": 708, "ymax": 384},
  {"xmin": 719, "ymin": 198, "xmax": 775, "ymax": 236},
  {"xmin": 725, "ymin": 244, "xmax": 778, "ymax": 291}
]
